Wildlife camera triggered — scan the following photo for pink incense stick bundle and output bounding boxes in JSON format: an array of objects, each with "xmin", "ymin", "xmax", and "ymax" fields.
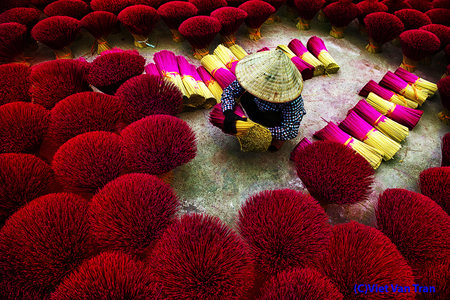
[
  {"xmin": 313, "ymin": 122, "xmax": 383, "ymax": 169},
  {"xmin": 356, "ymin": 0, "xmax": 388, "ymax": 36},
  {"xmin": 323, "ymin": 0, "xmax": 363, "ymax": 39},
  {"xmin": 154, "ymin": 50, "xmax": 189, "ymax": 101},
  {"xmin": 80, "ymin": 11, "xmax": 117, "ymax": 54},
  {"xmin": 365, "ymin": 91, "xmax": 423, "ymax": 129},
  {"xmin": 394, "ymin": 67, "xmax": 437, "ymax": 96},
  {"xmin": 0, "ymin": 22, "xmax": 29, "ymax": 66},
  {"xmin": 188, "ymin": 0, "xmax": 227, "ymax": 15},
  {"xmin": 288, "ymin": 38, "xmax": 325, "ymax": 76},
  {"xmin": 145, "ymin": 62, "xmax": 161, "ymax": 78},
  {"xmin": 257, "ymin": 47, "xmax": 270, "ymax": 52},
  {"xmin": 276, "ymin": 44, "xmax": 315, "ymax": 80},
  {"xmin": 177, "ymin": 55, "xmax": 205, "ymax": 107},
  {"xmin": 157, "ymin": 1, "xmax": 198, "ymax": 43},
  {"xmin": 197, "ymin": 65, "xmax": 223, "ymax": 102},
  {"xmin": 419, "ymin": 24, "xmax": 450, "ymax": 65},
  {"xmin": 293, "ymin": 0, "xmax": 326, "ymax": 30},
  {"xmin": 238, "ymin": 0, "xmax": 276, "ymax": 41},
  {"xmin": 190, "ymin": 64, "xmax": 216, "ymax": 108},
  {"xmin": 290, "ymin": 137, "xmax": 312, "ymax": 161},
  {"xmin": 399, "ymin": 29, "xmax": 441, "ymax": 72},
  {"xmin": 118, "ymin": 5, "xmax": 159, "ymax": 49},
  {"xmin": 382, "ymin": 0, "xmax": 411, "ymax": 13},
  {"xmin": 425, "ymin": 8, "xmax": 450, "ymax": 26},
  {"xmin": 31, "ymin": 16, "xmax": 81, "ymax": 60},
  {"xmin": 44, "ymin": 0, "xmax": 90, "ymax": 20},
  {"xmin": 395, "ymin": 9, "xmax": 432, "ymax": 30},
  {"xmin": 352, "ymin": 99, "xmax": 409, "ymax": 142},
  {"xmin": 210, "ymin": 7, "xmax": 248, "ymax": 47},
  {"xmin": 200, "ymin": 54, "xmax": 237, "ymax": 89},
  {"xmin": 380, "ymin": 71, "xmax": 429, "ymax": 105},
  {"xmin": 364, "ymin": 12, "xmax": 404, "ymax": 53},
  {"xmin": 307, "ymin": 36, "xmax": 339, "ymax": 74},
  {"xmin": 179, "ymin": 16, "xmax": 222, "ymax": 60},
  {"xmin": 261, "ymin": 0, "xmax": 287, "ymax": 24},
  {"xmin": 0, "ymin": 7, "xmax": 40, "ymax": 51},
  {"xmin": 359, "ymin": 79, "xmax": 418, "ymax": 108},
  {"xmin": 437, "ymin": 76, "xmax": 450, "ymax": 125},
  {"xmin": 339, "ymin": 110, "xmax": 401, "ymax": 160}
]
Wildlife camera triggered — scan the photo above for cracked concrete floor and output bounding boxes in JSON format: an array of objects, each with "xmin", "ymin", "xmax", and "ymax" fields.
[{"xmin": 31, "ymin": 6, "xmax": 448, "ymax": 229}]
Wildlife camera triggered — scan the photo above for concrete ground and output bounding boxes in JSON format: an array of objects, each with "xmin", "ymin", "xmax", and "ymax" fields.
[{"xmin": 31, "ymin": 6, "xmax": 448, "ymax": 229}]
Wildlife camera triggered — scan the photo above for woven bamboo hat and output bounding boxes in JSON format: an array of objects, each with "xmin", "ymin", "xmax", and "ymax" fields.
[{"xmin": 235, "ymin": 49, "xmax": 303, "ymax": 103}]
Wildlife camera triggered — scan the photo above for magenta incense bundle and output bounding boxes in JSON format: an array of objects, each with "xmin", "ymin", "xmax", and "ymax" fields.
[
  {"xmin": 379, "ymin": 71, "xmax": 428, "ymax": 106},
  {"xmin": 394, "ymin": 67, "xmax": 437, "ymax": 96},
  {"xmin": 200, "ymin": 54, "xmax": 237, "ymax": 89},
  {"xmin": 306, "ymin": 36, "xmax": 339, "ymax": 74},
  {"xmin": 359, "ymin": 79, "xmax": 418, "ymax": 108},
  {"xmin": 177, "ymin": 55, "xmax": 205, "ymax": 107},
  {"xmin": 288, "ymin": 38, "xmax": 325, "ymax": 76},
  {"xmin": 154, "ymin": 50, "xmax": 189, "ymax": 101},
  {"xmin": 197, "ymin": 65, "xmax": 223, "ymax": 102}
]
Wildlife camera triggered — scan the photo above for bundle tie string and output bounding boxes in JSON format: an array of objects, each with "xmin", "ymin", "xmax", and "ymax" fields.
[
  {"xmin": 55, "ymin": 51, "xmax": 72, "ymax": 59},
  {"xmin": 226, "ymin": 58, "xmax": 238, "ymax": 69},
  {"xmin": 162, "ymin": 71, "xmax": 179, "ymax": 79},
  {"xmin": 386, "ymin": 105, "xmax": 396, "ymax": 117},
  {"xmin": 204, "ymin": 79, "xmax": 215, "ymax": 86},
  {"xmin": 439, "ymin": 112, "xmax": 450, "ymax": 120},
  {"xmin": 343, "ymin": 137, "xmax": 353, "ymax": 147},
  {"xmin": 402, "ymin": 63, "xmax": 415, "ymax": 68},
  {"xmin": 373, "ymin": 115, "xmax": 384, "ymax": 126},
  {"xmin": 193, "ymin": 47, "xmax": 209, "ymax": 57},
  {"xmin": 363, "ymin": 128, "xmax": 376, "ymax": 141},
  {"xmin": 393, "ymin": 93, "xmax": 408, "ymax": 106}
]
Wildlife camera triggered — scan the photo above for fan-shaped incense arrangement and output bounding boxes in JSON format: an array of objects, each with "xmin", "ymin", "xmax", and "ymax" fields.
[
  {"xmin": 0, "ymin": 0, "xmax": 31, "ymax": 13},
  {"xmin": 157, "ymin": 1, "xmax": 198, "ymax": 42},
  {"xmin": 290, "ymin": 136, "xmax": 312, "ymax": 161},
  {"xmin": 31, "ymin": 16, "xmax": 81, "ymax": 59},
  {"xmin": 406, "ymin": 0, "xmax": 433, "ymax": 12},
  {"xmin": 0, "ymin": 102, "xmax": 49, "ymax": 154},
  {"xmin": 380, "ymin": 70, "xmax": 429, "ymax": 105},
  {"xmin": 359, "ymin": 79, "xmax": 418, "ymax": 108},
  {"xmin": 276, "ymin": 45, "xmax": 315, "ymax": 80},
  {"xmin": 198, "ymin": 65, "xmax": 223, "ymax": 102},
  {"xmin": 419, "ymin": 167, "xmax": 450, "ymax": 216},
  {"xmin": 238, "ymin": 0, "xmax": 276, "ymax": 40},
  {"xmin": 86, "ymin": 48, "xmax": 145, "ymax": 95},
  {"xmin": 262, "ymin": 0, "xmax": 286, "ymax": 24},
  {"xmin": 395, "ymin": 9, "xmax": 432, "ymax": 31},
  {"xmin": 364, "ymin": 12, "xmax": 404, "ymax": 53},
  {"xmin": 50, "ymin": 92, "xmax": 124, "ymax": 143},
  {"xmin": 314, "ymin": 122, "xmax": 383, "ymax": 169},
  {"xmin": 419, "ymin": 24, "xmax": 450, "ymax": 65},
  {"xmin": 443, "ymin": 132, "xmax": 450, "ymax": 167},
  {"xmin": 44, "ymin": 0, "xmax": 90, "ymax": 20},
  {"xmin": 293, "ymin": 0, "xmax": 325, "ymax": 30},
  {"xmin": 80, "ymin": 11, "xmax": 117, "ymax": 54},
  {"xmin": 118, "ymin": 5, "xmax": 159, "ymax": 48},
  {"xmin": 0, "ymin": 63, "xmax": 30, "ymax": 105},
  {"xmin": 322, "ymin": 0, "xmax": 362, "ymax": 38},
  {"xmin": 128, "ymin": 0, "xmax": 160, "ymax": 6},
  {"xmin": 210, "ymin": 7, "xmax": 248, "ymax": 47},
  {"xmin": 0, "ymin": 7, "xmax": 40, "ymax": 51},
  {"xmin": 30, "ymin": 59, "xmax": 92, "ymax": 109},
  {"xmin": 0, "ymin": 22, "xmax": 29, "ymax": 65},
  {"xmin": 209, "ymin": 103, "xmax": 272, "ymax": 152},
  {"xmin": 433, "ymin": 0, "xmax": 450, "ymax": 9},
  {"xmin": 90, "ymin": 0, "xmax": 129, "ymax": 15},
  {"xmin": 201, "ymin": 54, "xmax": 237, "ymax": 89},
  {"xmin": 382, "ymin": 0, "xmax": 411, "ymax": 13},
  {"xmin": 288, "ymin": 38, "xmax": 325, "ymax": 76},
  {"xmin": 179, "ymin": 16, "xmax": 222, "ymax": 59},
  {"xmin": 394, "ymin": 66, "xmax": 437, "ymax": 96},
  {"xmin": 356, "ymin": 0, "xmax": 388, "ymax": 36},
  {"xmin": 438, "ymin": 76, "xmax": 450, "ymax": 125},
  {"xmin": 425, "ymin": 8, "xmax": 450, "ymax": 26},
  {"xmin": 421, "ymin": 259, "xmax": 450, "ymax": 300},
  {"xmin": 188, "ymin": 0, "xmax": 227, "ymax": 15},
  {"xmin": 307, "ymin": 36, "xmax": 339, "ymax": 74},
  {"xmin": 30, "ymin": 0, "xmax": 54, "ymax": 10},
  {"xmin": 177, "ymin": 55, "xmax": 205, "ymax": 107}
]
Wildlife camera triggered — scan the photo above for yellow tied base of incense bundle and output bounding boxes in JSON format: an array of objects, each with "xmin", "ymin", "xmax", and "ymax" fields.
[
  {"xmin": 214, "ymin": 44, "xmax": 238, "ymax": 72},
  {"xmin": 317, "ymin": 9, "xmax": 328, "ymax": 23},
  {"xmin": 181, "ymin": 75, "xmax": 205, "ymax": 107},
  {"xmin": 366, "ymin": 37, "xmax": 382, "ymax": 54},
  {"xmin": 345, "ymin": 137, "xmax": 383, "ymax": 169},
  {"xmin": 221, "ymin": 34, "xmax": 236, "ymax": 47},
  {"xmin": 399, "ymin": 83, "xmax": 428, "ymax": 106},
  {"xmin": 367, "ymin": 92, "xmax": 399, "ymax": 118},
  {"xmin": 54, "ymin": 47, "xmax": 74, "ymax": 60},
  {"xmin": 162, "ymin": 71, "xmax": 189, "ymax": 100},
  {"xmin": 299, "ymin": 51, "xmax": 325, "ymax": 76},
  {"xmin": 131, "ymin": 34, "xmax": 154, "ymax": 48},
  {"xmin": 196, "ymin": 80, "xmax": 216, "ymax": 109},
  {"xmin": 400, "ymin": 56, "xmax": 418, "ymax": 73},
  {"xmin": 193, "ymin": 46, "xmax": 210, "ymax": 60},
  {"xmin": 246, "ymin": 27, "xmax": 261, "ymax": 41},
  {"xmin": 330, "ymin": 26, "xmax": 345, "ymax": 39},
  {"xmin": 285, "ymin": 6, "xmax": 298, "ymax": 20},
  {"xmin": 96, "ymin": 37, "xmax": 112, "ymax": 54},
  {"xmin": 361, "ymin": 128, "xmax": 401, "ymax": 161},
  {"xmin": 235, "ymin": 121, "xmax": 272, "ymax": 152},
  {"xmin": 318, "ymin": 50, "xmax": 339, "ymax": 74},
  {"xmin": 169, "ymin": 29, "xmax": 184, "ymax": 43},
  {"xmin": 392, "ymin": 37, "xmax": 401, "ymax": 47},
  {"xmin": 203, "ymin": 77, "xmax": 223, "ymax": 102},
  {"xmin": 265, "ymin": 13, "xmax": 281, "ymax": 25},
  {"xmin": 229, "ymin": 44, "xmax": 248, "ymax": 60},
  {"xmin": 415, "ymin": 78, "xmax": 437, "ymax": 96},
  {"xmin": 156, "ymin": 170, "xmax": 174, "ymax": 185},
  {"xmin": 372, "ymin": 115, "xmax": 409, "ymax": 143},
  {"xmin": 438, "ymin": 107, "xmax": 450, "ymax": 125},
  {"xmin": 296, "ymin": 18, "xmax": 311, "ymax": 30}
]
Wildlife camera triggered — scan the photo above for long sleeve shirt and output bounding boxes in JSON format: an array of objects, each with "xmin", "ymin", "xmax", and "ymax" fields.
[{"xmin": 221, "ymin": 80, "xmax": 306, "ymax": 141}]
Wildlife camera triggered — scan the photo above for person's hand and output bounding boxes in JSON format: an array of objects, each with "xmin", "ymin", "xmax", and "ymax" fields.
[{"xmin": 223, "ymin": 110, "xmax": 247, "ymax": 134}]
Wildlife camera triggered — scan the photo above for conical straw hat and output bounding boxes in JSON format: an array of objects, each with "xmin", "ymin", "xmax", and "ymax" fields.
[{"xmin": 235, "ymin": 49, "xmax": 303, "ymax": 103}]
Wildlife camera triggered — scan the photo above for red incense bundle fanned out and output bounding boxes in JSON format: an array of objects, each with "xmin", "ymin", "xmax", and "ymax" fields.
[
  {"xmin": 80, "ymin": 11, "xmax": 117, "ymax": 54},
  {"xmin": 293, "ymin": 0, "xmax": 325, "ymax": 30},
  {"xmin": 154, "ymin": 49, "xmax": 189, "ymax": 100},
  {"xmin": 31, "ymin": 0, "xmax": 55, "ymax": 10},
  {"xmin": 31, "ymin": 16, "xmax": 81, "ymax": 60},
  {"xmin": 399, "ymin": 30, "xmax": 440, "ymax": 72},
  {"xmin": 364, "ymin": 12, "xmax": 404, "ymax": 53},
  {"xmin": 443, "ymin": 132, "xmax": 450, "ymax": 166},
  {"xmin": 382, "ymin": 0, "xmax": 411, "ymax": 13},
  {"xmin": 86, "ymin": 48, "xmax": 145, "ymax": 95},
  {"xmin": 261, "ymin": 0, "xmax": 286, "ymax": 24},
  {"xmin": 30, "ymin": 59, "xmax": 91, "ymax": 109},
  {"xmin": 211, "ymin": 7, "xmax": 248, "ymax": 47},
  {"xmin": 90, "ymin": 0, "xmax": 129, "ymax": 15},
  {"xmin": 188, "ymin": 0, "xmax": 227, "ymax": 15},
  {"xmin": 197, "ymin": 65, "xmax": 223, "ymax": 102},
  {"xmin": 438, "ymin": 76, "xmax": 450, "ymax": 124},
  {"xmin": 227, "ymin": 0, "xmax": 247, "ymax": 7},
  {"xmin": 0, "ymin": 64, "xmax": 30, "ymax": 105},
  {"xmin": 118, "ymin": 5, "xmax": 159, "ymax": 48},
  {"xmin": 433, "ymin": 0, "xmax": 450, "ymax": 9},
  {"xmin": 425, "ymin": 8, "xmax": 450, "ymax": 26},
  {"xmin": 290, "ymin": 137, "xmax": 312, "ymax": 161},
  {"xmin": 419, "ymin": 167, "xmax": 450, "ymax": 216},
  {"xmin": 157, "ymin": 1, "xmax": 198, "ymax": 43},
  {"xmin": 352, "ymin": 99, "xmax": 409, "ymax": 142},
  {"xmin": 238, "ymin": 0, "xmax": 276, "ymax": 40},
  {"xmin": 128, "ymin": 0, "xmax": 160, "ymax": 6},
  {"xmin": 323, "ymin": 0, "xmax": 363, "ymax": 38},
  {"xmin": 314, "ymin": 122, "xmax": 383, "ymax": 169},
  {"xmin": 0, "ymin": 8, "xmax": 40, "ymax": 51},
  {"xmin": 294, "ymin": 140, "xmax": 375, "ymax": 204},
  {"xmin": 395, "ymin": 9, "xmax": 432, "ymax": 30},
  {"xmin": 339, "ymin": 110, "xmax": 401, "ymax": 160},
  {"xmin": 177, "ymin": 55, "xmax": 205, "ymax": 107},
  {"xmin": 179, "ymin": 16, "xmax": 222, "ymax": 60},
  {"xmin": 307, "ymin": 36, "xmax": 339, "ymax": 74},
  {"xmin": 287, "ymin": 38, "xmax": 324, "ymax": 76},
  {"xmin": 406, "ymin": 0, "xmax": 433, "ymax": 12},
  {"xmin": 359, "ymin": 79, "xmax": 418, "ymax": 108},
  {"xmin": 190, "ymin": 63, "xmax": 217, "ymax": 108},
  {"xmin": 0, "ymin": 0, "xmax": 31, "ymax": 13},
  {"xmin": 421, "ymin": 259, "xmax": 450, "ymax": 300},
  {"xmin": 44, "ymin": 0, "xmax": 90, "ymax": 20},
  {"xmin": 0, "ymin": 22, "xmax": 28, "ymax": 66},
  {"xmin": 420, "ymin": 24, "xmax": 450, "ymax": 64},
  {"xmin": 380, "ymin": 70, "xmax": 429, "ymax": 105},
  {"xmin": 356, "ymin": 0, "xmax": 388, "ymax": 36},
  {"xmin": 144, "ymin": 62, "xmax": 160, "ymax": 77},
  {"xmin": 394, "ymin": 66, "xmax": 438, "ymax": 95},
  {"xmin": 446, "ymin": 44, "xmax": 450, "ymax": 64}
]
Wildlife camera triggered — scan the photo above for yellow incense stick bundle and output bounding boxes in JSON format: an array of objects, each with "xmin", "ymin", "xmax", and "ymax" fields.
[
  {"xmin": 389, "ymin": 93, "xmax": 418, "ymax": 109},
  {"xmin": 214, "ymin": 44, "xmax": 239, "ymax": 74},
  {"xmin": 284, "ymin": 42, "xmax": 325, "ymax": 76},
  {"xmin": 235, "ymin": 120, "xmax": 272, "ymax": 152},
  {"xmin": 197, "ymin": 66, "xmax": 223, "ymax": 102},
  {"xmin": 398, "ymin": 84, "xmax": 428, "ymax": 106},
  {"xmin": 348, "ymin": 138, "xmax": 383, "ymax": 169},
  {"xmin": 229, "ymin": 44, "xmax": 248, "ymax": 60},
  {"xmin": 317, "ymin": 50, "xmax": 339, "ymax": 74}
]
